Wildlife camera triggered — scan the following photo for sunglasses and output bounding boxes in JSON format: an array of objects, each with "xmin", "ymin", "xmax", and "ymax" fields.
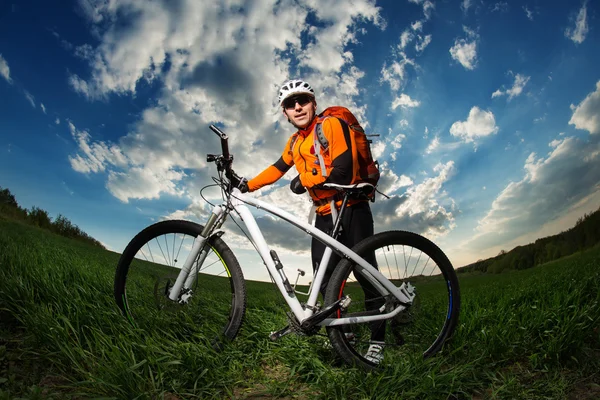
[{"xmin": 282, "ymin": 94, "xmax": 313, "ymax": 110}]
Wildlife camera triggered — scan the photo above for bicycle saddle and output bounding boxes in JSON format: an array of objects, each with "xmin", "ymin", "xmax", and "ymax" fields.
[{"xmin": 321, "ymin": 182, "xmax": 375, "ymax": 196}]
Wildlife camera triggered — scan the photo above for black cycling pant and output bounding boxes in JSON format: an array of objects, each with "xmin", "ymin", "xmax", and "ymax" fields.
[{"xmin": 311, "ymin": 201, "xmax": 385, "ymax": 341}]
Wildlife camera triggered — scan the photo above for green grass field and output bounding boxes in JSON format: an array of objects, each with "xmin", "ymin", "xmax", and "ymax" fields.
[{"xmin": 1, "ymin": 217, "xmax": 599, "ymax": 399}]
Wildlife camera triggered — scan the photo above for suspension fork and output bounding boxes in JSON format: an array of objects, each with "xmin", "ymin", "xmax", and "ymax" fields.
[
  {"xmin": 182, "ymin": 230, "xmax": 225, "ymax": 290},
  {"xmin": 183, "ymin": 247, "xmax": 209, "ymax": 290},
  {"xmin": 168, "ymin": 205, "xmax": 226, "ymax": 301}
]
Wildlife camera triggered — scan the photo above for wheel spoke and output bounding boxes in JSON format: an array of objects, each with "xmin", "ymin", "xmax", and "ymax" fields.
[
  {"xmin": 324, "ymin": 230, "xmax": 460, "ymax": 371},
  {"xmin": 114, "ymin": 221, "xmax": 246, "ymax": 351},
  {"xmin": 154, "ymin": 237, "xmax": 169, "ymax": 266},
  {"xmin": 412, "ymin": 250, "xmax": 424, "ymax": 278}
]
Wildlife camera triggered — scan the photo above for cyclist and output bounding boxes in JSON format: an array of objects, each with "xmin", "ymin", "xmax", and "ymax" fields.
[{"xmin": 237, "ymin": 79, "xmax": 385, "ymax": 363}]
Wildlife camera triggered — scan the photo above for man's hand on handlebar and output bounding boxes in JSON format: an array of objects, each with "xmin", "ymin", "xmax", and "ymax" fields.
[{"xmin": 229, "ymin": 170, "xmax": 249, "ymax": 193}]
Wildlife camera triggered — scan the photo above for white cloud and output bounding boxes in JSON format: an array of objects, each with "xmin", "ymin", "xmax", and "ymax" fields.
[
  {"xmin": 68, "ymin": 74, "xmax": 92, "ymax": 98},
  {"xmin": 411, "ymin": 20, "xmax": 423, "ymax": 31},
  {"xmin": 399, "ymin": 29, "xmax": 413, "ymax": 50},
  {"xmin": 491, "ymin": 2, "xmax": 508, "ymax": 13},
  {"xmin": 24, "ymin": 90, "xmax": 35, "ymax": 108},
  {"xmin": 298, "ymin": 0, "xmax": 385, "ymax": 73},
  {"xmin": 565, "ymin": 1, "xmax": 588, "ymax": 44},
  {"xmin": 380, "ymin": 52, "xmax": 415, "ymax": 91},
  {"xmin": 377, "ymin": 163, "xmax": 413, "ymax": 195},
  {"xmin": 523, "ymin": 6, "xmax": 534, "ymax": 21},
  {"xmin": 450, "ymin": 106, "xmax": 499, "ymax": 143},
  {"xmin": 66, "ymin": 0, "xmax": 386, "ymax": 209},
  {"xmin": 390, "ymin": 132, "xmax": 406, "ymax": 149},
  {"xmin": 68, "ymin": 116, "xmax": 189, "ymax": 203},
  {"xmin": 0, "ymin": 54, "xmax": 12, "ymax": 84},
  {"xmin": 468, "ymin": 136, "xmax": 600, "ymax": 251},
  {"xmin": 408, "ymin": 0, "xmax": 435, "ymax": 20},
  {"xmin": 371, "ymin": 140, "xmax": 386, "ymax": 160},
  {"xmin": 71, "ymin": 0, "xmax": 384, "ymax": 100},
  {"xmin": 462, "ymin": 26, "xmax": 477, "ymax": 38},
  {"xmin": 55, "ymin": 118, "xmax": 60, "ymax": 125},
  {"xmin": 569, "ymin": 80, "xmax": 600, "ymax": 135},
  {"xmin": 449, "ymin": 27, "xmax": 478, "ymax": 70},
  {"xmin": 391, "ymin": 93, "xmax": 420, "ymax": 109},
  {"xmin": 422, "ymin": 1, "xmax": 435, "ymax": 19},
  {"xmin": 425, "ymin": 136, "xmax": 440, "ymax": 154},
  {"xmin": 373, "ymin": 161, "xmax": 457, "ymax": 238},
  {"xmin": 74, "ymin": 44, "xmax": 94, "ymax": 60},
  {"xmin": 491, "ymin": 73, "xmax": 530, "ymax": 100},
  {"xmin": 67, "ymin": 121, "xmax": 128, "ymax": 174},
  {"xmin": 107, "ymin": 167, "xmax": 187, "ymax": 203},
  {"xmin": 40, "ymin": 103, "xmax": 47, "ymax": 114},
  {"xmin": 381, "ymin": 17, "xmax": 432, "ymax": 92},
  {"xmin": 461, "ymin": 0, "xmax": 472, "ymax": 13},
  {"xmin": 424, "ymin": 136, "xmax": 462, "ymax": 155},
  {"xmin": 415, "ymin": 34, "xmax": 432, "ymax": 52},
  {"xmin": 450, "ymin": 40, "xmax": 477, "ymax": 70},
  {"xmin": 382, "ymin": 130, "xmax": 407, "ymax": 161}
]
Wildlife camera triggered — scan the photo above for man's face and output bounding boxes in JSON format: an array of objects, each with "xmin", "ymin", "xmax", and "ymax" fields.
[{"xmin": 282, "ymin": 94, "xmax": 316, "ymax": 129}]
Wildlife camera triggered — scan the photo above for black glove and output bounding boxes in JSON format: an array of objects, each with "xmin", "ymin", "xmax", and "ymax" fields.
[
  {"xmin": 230, "ymin": 170, "xmax": 249, "ymax": 193},
  {"xmin": 290, "ymin": 175, "xmax": 306, "ymax": 194}
]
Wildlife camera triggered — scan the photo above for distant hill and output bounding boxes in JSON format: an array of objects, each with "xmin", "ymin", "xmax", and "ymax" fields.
[
  {"xmin": 0, "ymin": 186, "xmax": 105, "ymax": 249},
  {"xmin": 457, "ymin": 206, "xmax": 600, "ymax": 274}
]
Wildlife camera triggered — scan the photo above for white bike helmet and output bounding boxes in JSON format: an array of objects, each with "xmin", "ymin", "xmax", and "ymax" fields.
[{"xmin": 278, "ymin": 79, "xmax": 315, "ymax": 106}]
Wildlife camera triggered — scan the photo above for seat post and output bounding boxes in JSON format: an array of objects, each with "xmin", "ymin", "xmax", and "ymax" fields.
[{"xmin": 330, "ymin": 192, "xmax": 350, "ymax": 239}]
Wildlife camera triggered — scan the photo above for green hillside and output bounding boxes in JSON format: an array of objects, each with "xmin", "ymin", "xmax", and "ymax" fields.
[
  {"xmin": 1, "ymin": 218, "xmax": 599, "ymax": 399},
  {"xmin": 457, "ymin": 207, "xmax": 600, "ymax": 274}
]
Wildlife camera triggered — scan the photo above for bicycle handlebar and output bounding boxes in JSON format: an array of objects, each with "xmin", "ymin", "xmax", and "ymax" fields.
[
  {"xmin": 209, "ymin": 124, "xmax": 230, "ymax": 160},
  {"xmin": 209, "ymin": 124, "xmax": 237, "ymax": 182}
]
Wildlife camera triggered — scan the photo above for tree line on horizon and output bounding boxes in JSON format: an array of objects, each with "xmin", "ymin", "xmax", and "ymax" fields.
[
  {"xmin": 457, "ymin": 206, "xmax": 600, "ymax": 274},
  {"xmin": 0, "ymin": 186, "xmax": 105, "ymax": 249}
]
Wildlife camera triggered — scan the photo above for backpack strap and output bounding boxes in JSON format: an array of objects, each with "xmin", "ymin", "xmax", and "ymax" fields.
[
  {"xmin": 315, "ymin": 116, "xmax": 359, "ymax": 149},
  {"xmin": 314, "ymin": 118, "xmax": 330, "ymax": 177},
  {"xmin": 315, "ymin": 119, "xmax": 329, "ymax": 150}
]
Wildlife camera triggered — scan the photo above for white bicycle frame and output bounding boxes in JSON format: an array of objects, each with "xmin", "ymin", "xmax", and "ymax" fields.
[{"xmin": 168, "ymin": 188, "xmax": 415, "ymax": 327}]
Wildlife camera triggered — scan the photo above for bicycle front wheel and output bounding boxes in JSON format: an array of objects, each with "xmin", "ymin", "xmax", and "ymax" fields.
[
  {"xmin": 114, "ymin": 220, "xmax": 246, "ymax": 349},
  {"xmin": 324, "ymin": 230, "xmax": 460, "ymax": 371}
]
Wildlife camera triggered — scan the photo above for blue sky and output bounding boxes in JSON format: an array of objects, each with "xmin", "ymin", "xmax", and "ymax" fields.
[{"xmin": 1, "ymin": 0, "xmax": 599, "ymax": 282}]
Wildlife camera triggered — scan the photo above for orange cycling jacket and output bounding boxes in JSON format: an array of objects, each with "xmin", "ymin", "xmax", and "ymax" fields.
[{"xmin": 248, "ymin": 116, "xmax": 364, "ymax": 215}]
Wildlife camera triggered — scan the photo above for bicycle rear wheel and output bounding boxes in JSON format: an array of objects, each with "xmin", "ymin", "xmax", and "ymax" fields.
[
  {"xmin": 114, "ymin": 220, "xmax": 246, "ymax": 349},
  {"xmin": 324, "ymin": 230, "xmax": 460, "ymax": 370}
]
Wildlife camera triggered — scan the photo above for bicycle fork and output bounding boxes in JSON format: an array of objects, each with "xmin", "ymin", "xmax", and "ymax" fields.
[{"xmin": 168, "ymin": 205, "xmax": 226, "ymax": 302}]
